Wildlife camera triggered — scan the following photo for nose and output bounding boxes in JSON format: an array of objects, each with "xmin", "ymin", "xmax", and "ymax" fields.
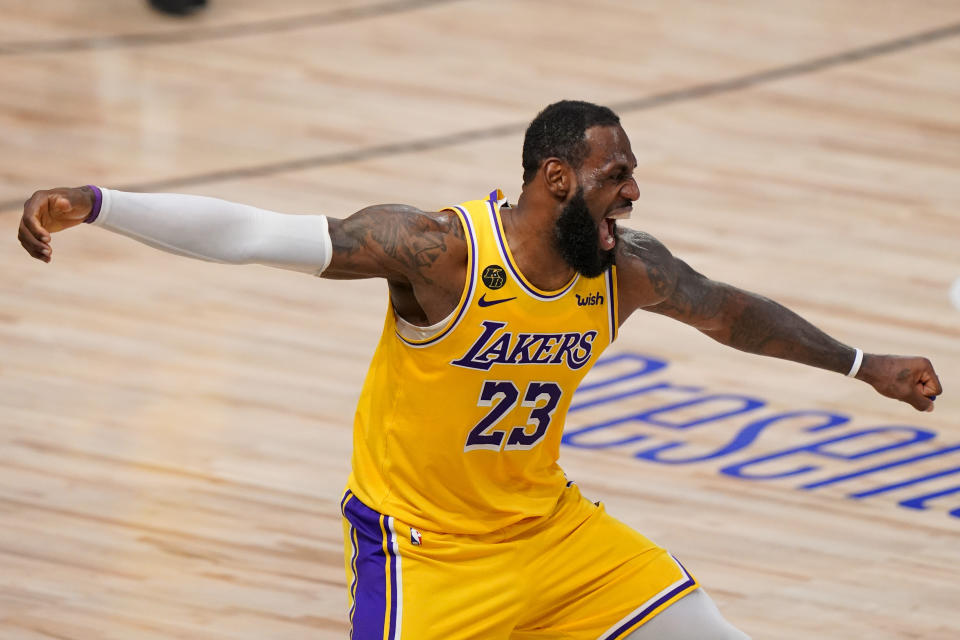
[{"xmin": 622, "ymin": 177, "xmax": 640, "ymax": 202}]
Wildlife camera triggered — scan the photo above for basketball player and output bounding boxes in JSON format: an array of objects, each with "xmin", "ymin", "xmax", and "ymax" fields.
[{"xmin": 17, "ymin": 101, "xmax": 942, "ymax": 639}]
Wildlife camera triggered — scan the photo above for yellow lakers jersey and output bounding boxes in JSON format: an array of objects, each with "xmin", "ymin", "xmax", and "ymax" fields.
[{"xmin": 348, "ymin": 190, "xmax": 619, "ymax": 534}]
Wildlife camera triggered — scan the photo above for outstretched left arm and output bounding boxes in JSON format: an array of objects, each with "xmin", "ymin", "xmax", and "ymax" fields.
[{"xmin": 616, "ymin": 229, "xmax": 943, "ymax": 412}]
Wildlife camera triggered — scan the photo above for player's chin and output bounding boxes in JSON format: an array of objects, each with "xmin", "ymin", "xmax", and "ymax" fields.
[
  {"xmin": 601, "ymin": 244, "xmax": 616, "ymax": 265},
  {"xmin": 576, "ymin": 246, "xmax": 616, "ymax": 278}
]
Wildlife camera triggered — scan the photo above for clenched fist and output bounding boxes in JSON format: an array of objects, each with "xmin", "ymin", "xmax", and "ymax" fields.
[
  {"xmin": 858, "ymin": 354, "xmax": 943, "ymax": 412},
  {"xmin": 17, "ymin": 186, "xmax": 96, "ymax": 263}
]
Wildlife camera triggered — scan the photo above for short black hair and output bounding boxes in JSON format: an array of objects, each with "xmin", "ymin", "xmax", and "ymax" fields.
[{"xmin": 522, "ymin": 100, "xmax": 621, "ymax": 184}]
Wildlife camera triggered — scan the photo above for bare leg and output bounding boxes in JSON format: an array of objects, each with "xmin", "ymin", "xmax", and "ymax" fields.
[{"xmin": 622, "ymin": 589, "xmax": 751, "ymax": 640}]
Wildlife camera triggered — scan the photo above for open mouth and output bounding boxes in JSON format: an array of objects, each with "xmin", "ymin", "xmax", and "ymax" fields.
[
  {"xmin": 600, "ymin": 217, "xmax": 617, "ymax": 250},
  {"xmin": 600, "ymin": 205, "xmax": 631, "ymax": 250}
]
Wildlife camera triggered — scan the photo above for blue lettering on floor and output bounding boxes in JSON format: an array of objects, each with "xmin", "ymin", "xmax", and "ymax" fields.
[{"xmin": 565, "ymin": 352, "xmax": 959, "ymax": 520}]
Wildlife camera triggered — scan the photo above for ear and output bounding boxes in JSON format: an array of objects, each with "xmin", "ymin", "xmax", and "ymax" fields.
[{"xmin": 542, "ymin": 158, "xmax": 575, "ymax": 200}]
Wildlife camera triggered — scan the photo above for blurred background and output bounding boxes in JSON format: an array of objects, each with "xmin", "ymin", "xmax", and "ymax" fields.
[{"xmin": 1, "ymin": 1, "xmax": 958, "ymax": 638}]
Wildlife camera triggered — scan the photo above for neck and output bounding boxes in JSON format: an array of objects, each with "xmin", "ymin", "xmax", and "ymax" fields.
[{"xmin": 502, "ymin": 191, "xmax": 576, "ymax": 291}]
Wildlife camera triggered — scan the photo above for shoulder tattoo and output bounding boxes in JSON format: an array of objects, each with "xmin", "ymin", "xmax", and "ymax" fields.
[{"xmin": 333, "ymin": 205, "xmax": 465, "ymax": 283}]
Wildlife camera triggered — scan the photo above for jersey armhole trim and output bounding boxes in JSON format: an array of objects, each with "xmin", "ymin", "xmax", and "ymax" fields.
[
  {"xmin": 606, "ymin": 266, "xmax": 619, "ymax": 342},
  {"xmin": 395, "ymin": 205, "xmax": 477, "ymax": 347}
]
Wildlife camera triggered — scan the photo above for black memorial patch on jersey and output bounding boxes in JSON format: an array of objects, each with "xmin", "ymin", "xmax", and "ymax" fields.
[{"xmin": 481, "ymin": 265, "xmax": 507, "ymax": 290}]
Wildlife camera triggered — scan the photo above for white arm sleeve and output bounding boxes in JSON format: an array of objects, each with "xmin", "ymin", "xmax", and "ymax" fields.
[{"xmin": 91, "ymin": 188, "xmax": 333, "ymax": 275}]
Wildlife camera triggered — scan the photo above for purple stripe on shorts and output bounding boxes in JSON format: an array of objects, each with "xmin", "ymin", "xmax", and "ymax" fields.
[
  {"xmin": 345, "ymin": 520, "xmax": 359, "ymax": 635},
  {"xmin": 343, "ymin": 494, "xmax": 390, "ymax": 640},
  {"xmin": 609, "ymin": 556, "xmax": 696, "ymax": 639},
  {"xmin": 385, "ymin": 519, "xmax": 399, "ymax": 640},
  {"xmin": 83, "ymin": 185, "xmax": 103, "ymax": 224}
]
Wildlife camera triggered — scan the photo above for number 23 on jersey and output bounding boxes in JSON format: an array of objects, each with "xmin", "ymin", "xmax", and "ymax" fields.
[{"xmin": 464, "ymin": 380, "xmax": 562, "ymax": 452}]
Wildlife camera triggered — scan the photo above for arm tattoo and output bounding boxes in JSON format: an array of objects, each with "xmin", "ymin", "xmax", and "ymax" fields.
[
  {"xmin": 649, "ymin": 262, "xmax": 729, "ymax": 324},
  {"xmin": 720, "ymin": 294, "xmax": 853, "ymax": 373},
  {"xmin": 622, "ymin": 229, "xmax": 854, "ymax": 374},
  {"xmin": 330, "ymin": 205, "xmax": 463, "ymax": 283},
  {"xmin": 620, "ymin": 229, "xmax": 728, "ymax": 323}
]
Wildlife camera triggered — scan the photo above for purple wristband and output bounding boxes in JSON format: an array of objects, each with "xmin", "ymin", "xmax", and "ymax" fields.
[{"xmin": 84, "ymin": 185, "xmax": 103, "ymax": 224}]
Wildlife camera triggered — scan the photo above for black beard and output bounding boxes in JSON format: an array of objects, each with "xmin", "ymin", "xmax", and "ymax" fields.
[{"xmin": 554, "ymin": 187, "xmax": 616, "ymax": 278}]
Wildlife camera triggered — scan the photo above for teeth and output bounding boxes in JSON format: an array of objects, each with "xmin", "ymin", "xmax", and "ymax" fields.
[
  {"xmin": 607, "ymin": 210, "xmax": 632, "ymax": 220},
  {"xmin": 601, "ymin": 218, "xmax": 616, "ymax": 250}
]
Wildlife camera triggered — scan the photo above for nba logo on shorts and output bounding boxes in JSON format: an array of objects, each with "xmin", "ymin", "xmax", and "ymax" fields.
[{"xmin": 410, "ymin": 528, "xmax": 422, "ymax": 546}]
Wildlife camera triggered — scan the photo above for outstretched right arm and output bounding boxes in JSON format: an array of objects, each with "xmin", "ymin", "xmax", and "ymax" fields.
[
  {"xmin": 18, "ymin": 186, "xmax": 462, "ymax": 284},
  {"xmin": 18, "ymin": 185, "xmax": 468, "ymax": 324},
  {"xmin": 19, "ymin": 186, "xmax": 333, "ymax": 274}
]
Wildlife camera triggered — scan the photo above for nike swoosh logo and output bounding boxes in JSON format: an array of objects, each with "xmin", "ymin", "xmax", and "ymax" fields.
[{"xmin": 477, "ymin": 293, "xmax": 517, "ymax": 307}]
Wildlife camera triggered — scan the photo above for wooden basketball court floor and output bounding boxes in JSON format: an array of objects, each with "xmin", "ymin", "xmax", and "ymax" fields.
[{"xmin": 1, "ymin": 1, "xmax": 959, "ymax": 638}]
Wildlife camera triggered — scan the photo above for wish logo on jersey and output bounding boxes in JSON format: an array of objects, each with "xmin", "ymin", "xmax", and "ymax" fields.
[
  {"xmin": 576, "ymin": 292, "xmax": 604, "ymax": 306},
  {"xmin": 451, "ymin": 320, "xmax": 597, "ymax": 371}
]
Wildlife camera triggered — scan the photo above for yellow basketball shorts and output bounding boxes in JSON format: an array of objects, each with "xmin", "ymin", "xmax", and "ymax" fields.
[{"xmin": 340, "ymin": 483, "xmax": 698, "ymax": 639}]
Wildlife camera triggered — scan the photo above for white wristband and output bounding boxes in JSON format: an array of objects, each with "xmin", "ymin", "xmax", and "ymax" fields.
[{"xmin": 846, "ymin": 348, "xmax": 864, "ymax": 378}]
